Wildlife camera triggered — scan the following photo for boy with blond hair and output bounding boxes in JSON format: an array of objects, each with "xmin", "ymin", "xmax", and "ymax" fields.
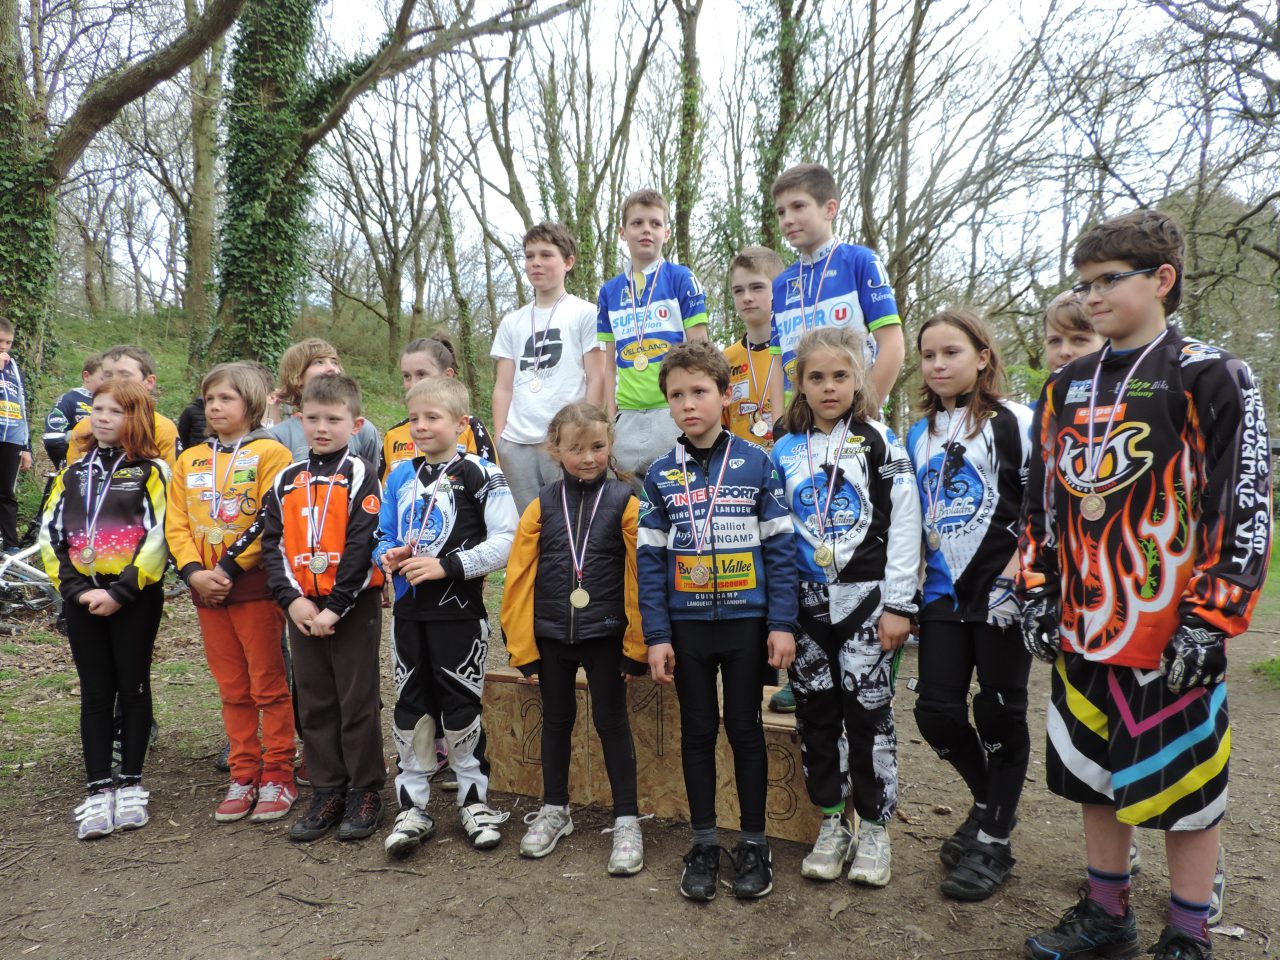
[
  {"xmin": 724, "ymin": 246, "xmax": 787, "ymax": 447},
  {"xmin": 597, "ymin": 189, "xmax": 709, "ymax": 485}
]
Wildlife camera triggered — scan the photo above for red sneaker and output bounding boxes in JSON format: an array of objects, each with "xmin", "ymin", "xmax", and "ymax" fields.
[
  {"xmin": 250, "ymin": 780, "xmax": 298, "ymax": 822},
  {"xmin": 215, "ymin": 780, "xmax": 258, "ymax": 823}
]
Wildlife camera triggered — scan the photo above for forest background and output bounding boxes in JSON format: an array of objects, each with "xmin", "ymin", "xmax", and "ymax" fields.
[{"xmin": 0, "ymin": 0, "xmax": 1276, "ymax": 472}]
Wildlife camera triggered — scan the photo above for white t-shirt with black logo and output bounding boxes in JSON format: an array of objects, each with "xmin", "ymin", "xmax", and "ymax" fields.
[{"xmin": 490, "ymin": 294, "xmax": 599, "ymax": 445}]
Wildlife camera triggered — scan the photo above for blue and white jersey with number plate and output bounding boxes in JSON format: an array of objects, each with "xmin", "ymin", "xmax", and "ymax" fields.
[
  {"xmin": 770, "ymin": 239, "xmax": 900, "ymax": 391},
  {"xmin": 906, "ymin": 399, "xmax": 1032, "ymax": 621}
]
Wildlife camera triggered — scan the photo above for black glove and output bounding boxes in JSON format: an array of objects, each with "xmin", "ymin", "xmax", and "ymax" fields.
[
  {"xmin": 1020, "ymin": 590, "xmax": 1060, "ymax": 663},
  {"xmin": 1161, "ymin": 623, "xmax": 1227, "ymax": 694}
]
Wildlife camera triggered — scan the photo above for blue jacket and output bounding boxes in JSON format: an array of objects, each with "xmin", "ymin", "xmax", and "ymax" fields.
[
  {"xmin": 637, "ymin": 431, "xmax": 797, "ymax": 645},
  {"xmin": 0, "ymin": 360, "xmax": 30, "ymax": 449}
]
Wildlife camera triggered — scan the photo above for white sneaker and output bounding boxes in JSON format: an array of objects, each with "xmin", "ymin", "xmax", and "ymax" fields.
[
  {"xmin": 801, "ymin": 814, "xmax": 853, "ymax": 880},
  {"xmin": 1129, "ymin": 841, "xmax": 1142, "ymax": 875},
  {"xmin": 848, "ymin": 820, "xmax": 892, "ymax": 887},
  {"xmin": 519, "ymin": 805, "xmax": 573, "ymax": 858},
  {"xmin": 384, "ymin": 806, "xmax": 435, "ymax": 857},
  {"xmin": 75, "ymin": 789, "xmax": 115, "ymax": 840},
  {"xmin": 114, "ymin": 784, "xmax": 151, "ymax": 831},
  {"xmin": 605, "ymin": 817, "xmax": 644, "ymax": 876},
  {"xmin": 460, "ymin": 802, "xmax": 510, "ymax": 849}
]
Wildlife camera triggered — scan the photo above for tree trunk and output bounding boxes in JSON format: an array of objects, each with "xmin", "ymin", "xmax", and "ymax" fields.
[
  {"xmin": 185, "ymin": 0, "xmax": 225, "ymax": 369},
  {"xmin": 672, "ymin": 0, "xmax": 703, "ymax": 267},
  {"xmin": 757, "ymin": 0, "xmax": 804, "ymax": 249}
]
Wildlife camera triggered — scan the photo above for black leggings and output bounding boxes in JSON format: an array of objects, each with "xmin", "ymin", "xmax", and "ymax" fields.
[
  {"xmin": 0, "ymin": 442, "xmax": 21, "ymax": 548},
  {"xmin": 66, "ymin": 584, "xmax": 164, "ymax": 790},
  {"xmin": 672, "ymin": 618, "xmax": 769, "ymax": 833},
  {"xmin": 914, "ymin": 618, "xmax": 1032, "ymax": 838},
  {"xmin": 537, "ymin": 635, "xmax": 638, "ymax": 817}
]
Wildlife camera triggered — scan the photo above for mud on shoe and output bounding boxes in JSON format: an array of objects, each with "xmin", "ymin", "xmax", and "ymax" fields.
[
  {"xmin": 731, "ymin": 841, "xmax": 773, "ymax": 899},
  {"xmin": 801, "ymin": 813, "xmax": 854, "ymax": 881},
  {"xmin": 847, "ymin": 820, "xmax": 892, "ymax": 887},
  {"xmin": 1024, "ymin": 888, "xmax": 1140, "ymax": 960},
  {"xmin": 519, "ymin": 805, "xmax": 573, "ymax": 859},
  {"xmin": 460, "ymin": 802, "xmax": 510, "ymax": 849},
  {"xmin": 338, "ymin": 789, "xmax": 383, "ymax": 841},
  {"xmin": 679, "ymin": 843, "xmax": 721, "ymax": 901},
  {"xmin": 1149, "ymin": 925, "xmax": 1212, "ymax": 960},
  {"xmin": 605, "ymin": 816, "xmax": 644, "ymax": 876},
  {"xmin": 385, "ymin": 806, "xmax": 435, "ymax": 857},
  {"xmin": 289, "ymin": 790, "xmax": 346, "ymax": 842}
]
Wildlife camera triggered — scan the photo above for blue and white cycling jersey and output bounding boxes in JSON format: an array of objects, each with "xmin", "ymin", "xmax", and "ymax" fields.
[
  {"xmin": 770, "ymin": 239, "xmax": 900, "ymax": 391},
  {"xmin": 771, "ymin": 418, "xmax": 920, "ymax": 625},
  {"xmin": 905, "ymin": 398, "xmax": 1032, "ymax": 621}
]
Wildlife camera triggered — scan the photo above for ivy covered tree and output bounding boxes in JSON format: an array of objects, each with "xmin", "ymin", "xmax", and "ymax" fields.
[
  {"xmin": 0, "ymin": 0, "xmax": 244, "ymax": 374},
  {"xmin": 210, "ymin": 0, "xmax": 581, "ymax": 367}
]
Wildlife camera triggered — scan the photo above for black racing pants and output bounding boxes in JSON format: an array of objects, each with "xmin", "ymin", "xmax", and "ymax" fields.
[
  {"xmin": 0, "ymin": 441, "xmax": 21, "ymax": 548},
  {"xmin": 536, "ymin": 635, "xmax": 638, "ymax": 817},
  {"xmin": 66, "ymin": 584, "xmax": 163, "ymax": 790},
  {"xmin": 672, "ymin": 618, "xmax": 769, "ymax": 833},
  {"xmin": 914, "ymin": 618, "xmax": 1032, "ymax": 838}
]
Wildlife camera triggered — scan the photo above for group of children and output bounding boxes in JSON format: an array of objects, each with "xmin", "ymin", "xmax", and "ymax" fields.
[{"xmin": 28, "ymin": 160, "xmax": 1269, "ymax": 960}]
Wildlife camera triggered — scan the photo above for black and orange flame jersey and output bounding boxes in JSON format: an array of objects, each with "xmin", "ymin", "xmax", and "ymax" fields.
[{"xmin": 1019, "ymin": 328, "xmax": 1272, "ymax": 669}]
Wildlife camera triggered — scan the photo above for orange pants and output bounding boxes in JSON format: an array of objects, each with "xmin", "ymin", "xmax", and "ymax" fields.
[{"xmin": 198, "ymin": 599, "xmax": 295, "ymax": 784}]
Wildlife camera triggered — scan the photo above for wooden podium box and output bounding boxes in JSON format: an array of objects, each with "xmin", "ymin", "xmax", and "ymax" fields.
[{"xmin": 484, "ymin": 667, "xmax": 822, "ymax": 844}]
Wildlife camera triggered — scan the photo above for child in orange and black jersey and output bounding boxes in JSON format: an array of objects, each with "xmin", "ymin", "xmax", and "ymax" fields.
[
  {"xmin": 167, "ymin": 363, "xmax": 296, "ymax": 826},
  {"xmin": 39, "ymin": 379, "xmax": 169, "ymax": 839},
  {"xmin": 247, "ymin": 374, "xmax": 387, "ymax": 844}
]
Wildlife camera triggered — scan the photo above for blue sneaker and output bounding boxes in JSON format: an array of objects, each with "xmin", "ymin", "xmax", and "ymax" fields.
[
  {"xmin": 768, "ymin": 681, "xmax": 795, "ymax": 713},
  {"xmin": 1025, "ymin": 888, "xmax": 1140, "ymax": 959}
]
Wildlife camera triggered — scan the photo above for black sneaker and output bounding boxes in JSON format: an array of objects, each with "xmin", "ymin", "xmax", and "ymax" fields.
[
  {"xmin": 679, "ymin": 844, "xmax": 721, "ymax": 901},
  {"xmin": 940, "ymin": 805, "xmax": 983, "ymax": 869},
  {"xmin": 289, "ymin": 790, "xmax": 346, "ymax": 842},
  {"xmin": 1149, "ymin": 926, "xmax": 1212, "ymax": 960},
  {"xmin": 731, "ymin": 841, "xmax": 773, "ymax": 899},
  {"xmin": 1025, "ymin": 887, "xmax": 1140, "ymax": 959},
  {"xmin": 213, "ymin": 740, "xmax": 231, "ymax": 773},
  {"xmin": 337, "ymin": 789, "xmax": 384, "ymax": 841}
]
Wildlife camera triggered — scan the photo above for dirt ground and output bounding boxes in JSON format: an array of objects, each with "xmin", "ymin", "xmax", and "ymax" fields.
[{"xmin": 1, "ymin": 594, "xmax": 1277, "ymax": 960}]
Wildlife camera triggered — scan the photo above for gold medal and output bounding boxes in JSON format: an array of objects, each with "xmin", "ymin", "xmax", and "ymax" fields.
[
  {"xmin": 206, "ymin": 527, "xmax": 224, "ymax": 545},
  {"xmin": 689, "ymin": 562, "xmax": 711, "ymax": 586},
  {"xmin": 751, "ymin": 419, "xmax": 769, "ymax": 438},
  {"xmin": 633, "ymin": 354, "xmax": 649, "ymax": 372},
  {"xmin": 1080, "ymin": 492, "xmax": 1106, "ymax": 521},
  {"xmin": 529, "ymin": 378, "xmax": 543, "ymax": 394},
  {"xmin": 79, "ymin": 546, "xmax": 96, "ymax": 564},
  {"xmin": 569, "ymin": 587, "xmax": 591, "ymax": 609},
  {"xmin": 813, "ymin": 543, "xmax": 835, "ymax": 568},
  {"xmin": 926, "ymin": 526, "xmax": 942, "ymax": 551},
  {"xmin": 308, "ymin": 554, "xmax": 329, "ymax": 574}
]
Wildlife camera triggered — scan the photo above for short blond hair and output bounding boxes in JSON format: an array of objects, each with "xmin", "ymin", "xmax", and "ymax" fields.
[
  {"xmin": 406, "ymin": 376, "xmax": 469, "ymax": 420},
  {"xmin": 202, "ymin": 362, "xmax": 268, "ymax": 429}
]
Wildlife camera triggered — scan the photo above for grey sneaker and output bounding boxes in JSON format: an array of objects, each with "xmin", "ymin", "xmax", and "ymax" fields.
[
  {"xmin": 113, "ymin": 784, "xmax": 151, "ymax": 831},
  {"xmin": 848, "ymin": 820, "xmax": 891, "ymax": 887},
  {"xmin": 519, "ymin": 805, "xmax": 573, "ymax": 859},
  {"xmin": 800, "ymin": 813, "xmax": 854, "ymax": 880},
  {"xmin": 1209, "ymin": 846, "xmax": 1225, "ymax": 926},
  {"xmin": 605, "ymin": 817, "xmax": 644, "ymax": 875},
  {"xmin": 74, "ymin": 789, "xmax": 115, "ymax": 840},
  {"xmin": 460, "ymin": 801, "xmax": 510, "ymax": 849},
  {"xmin": 384, "ymin": 806, "xmax": 435, "ymax": 857},
  {"xmin": 1129, "ymin": 841, "xmax": 1142, "ymax": 875}
]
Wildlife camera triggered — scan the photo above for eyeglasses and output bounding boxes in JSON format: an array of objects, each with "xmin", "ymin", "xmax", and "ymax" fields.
[{"xmin": 1070, "ymin": 267, "xmax": 1157, "ymax": 298}]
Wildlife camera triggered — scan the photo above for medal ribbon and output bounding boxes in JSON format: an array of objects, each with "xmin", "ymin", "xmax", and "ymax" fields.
[
  {"xmin": 208, "ymin": 437, "xmax": 247, "ymax": 523},
  {"xmin": 679, "ymin": 437, "xmax": 734, "ymax": 557},
  {"xmin": 626, "ymin": 262, "xmax": 663, "ymax": 364},
  {"xmin": 797, "ymin": 242, "xmax": 838, "ymax": 332},
  {"xmin": 745, "ymin": 340, "xmax": 775, "ymax": 422},
  {"xmin": 410, "ymin": 454, "xmax": 460, "ymax": 555},
  {"xmin": 560, "ymin": 481, "xmax": 606, "ymax": 586},
  {"xmin": 528, "ymin": 293, "xmax": 567, "ymax": 381},
  {"xmin": 82, "ymin": 449, "xmax": 126, "ymax": 551},
  {"xmin": 923, "ymin": 406, "xmax": 971, "ymax": 528},
  {"xmin": 304, "ymin": 452, "xmax": 349, "ymax": 556},
  {"xmin": 805, "ymin": 419, "xmax": 852, "ymax": 544},
  {"xmin": 1083, "ymin": 330, "xmax": 1169, "ymax": 489}
]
